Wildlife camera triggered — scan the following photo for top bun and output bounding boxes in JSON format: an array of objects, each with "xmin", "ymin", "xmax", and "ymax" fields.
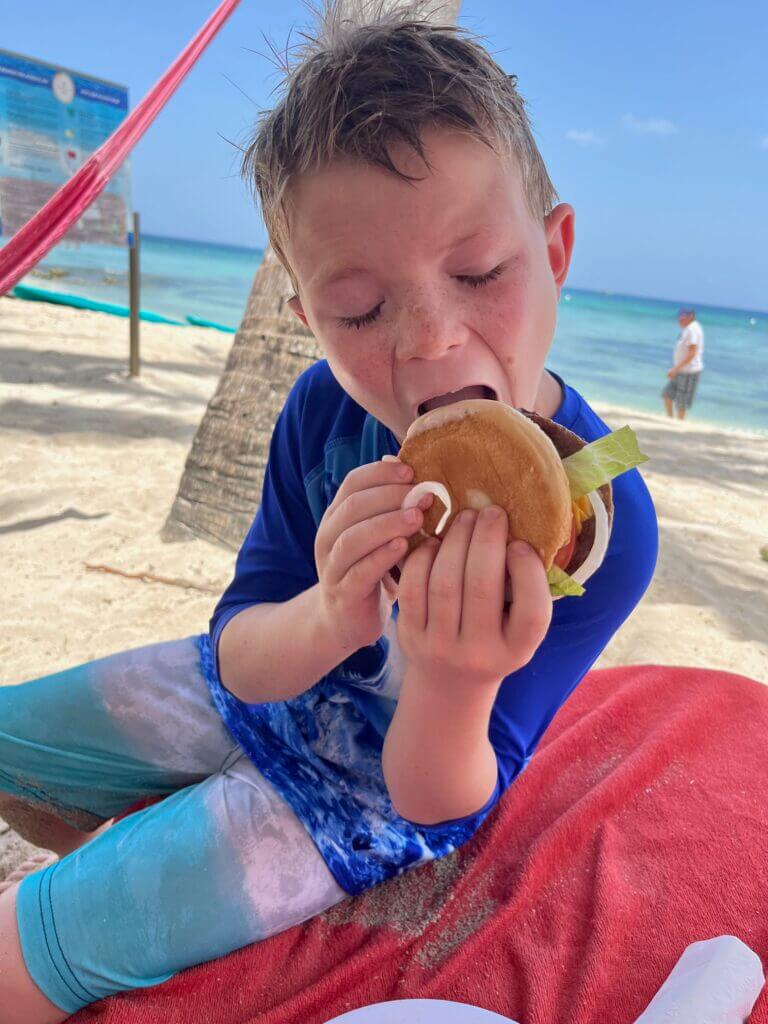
[{"xmin": 397, "ymin": 399, "xmax": 573, "ymax": 569}]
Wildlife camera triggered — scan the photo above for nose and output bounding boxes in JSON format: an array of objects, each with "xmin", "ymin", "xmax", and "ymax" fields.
[{"xmin": 395, "ymin": 294, "xmax": 466, "ymax": 362}]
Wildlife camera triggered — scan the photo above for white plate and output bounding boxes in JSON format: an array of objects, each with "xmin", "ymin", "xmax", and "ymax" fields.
[{"xmin": 323, "ymin": 999, "xmax": 519, "ymax": 1023}]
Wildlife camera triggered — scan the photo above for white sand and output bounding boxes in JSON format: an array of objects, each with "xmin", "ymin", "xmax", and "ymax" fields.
[{"xmin": 1, "ymin": 294, "xmax": 767, "ymax": 871}]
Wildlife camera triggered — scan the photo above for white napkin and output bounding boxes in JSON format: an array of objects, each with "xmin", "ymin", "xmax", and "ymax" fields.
[{"xmin": 635, "ymin": 936, "xmax": 765, "ymax": 1023}]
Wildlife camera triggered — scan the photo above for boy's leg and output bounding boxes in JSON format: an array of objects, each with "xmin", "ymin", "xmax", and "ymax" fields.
[
  {"xmin": 0, "ymin": 795, "xmax": 105, "ymax": 857},
  {"xmin": 0, "ymin": 635, "xmax": 239, "ymax": 860},
  {"xmin": 9, "ymin": 755, "xmax": 348, "ymax": 1016},
  {"xmin": 0, "ymin": 884, "xmax": 67, "ymax": 1024},
  {"xmin": 0, "ymin": 799, "xmax": 115, "ymax": 898},
  {"xmin": 663, "ymin": 395, "xmax": 674, "ymax": 417}
]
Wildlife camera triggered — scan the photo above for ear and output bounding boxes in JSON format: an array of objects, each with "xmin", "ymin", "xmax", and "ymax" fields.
[
  {"xmin": 287, "ymin": 294, "xmax": 309, "ymax": 327},
  {"xmin": 543, "ymin": 203, "xmax": 575, "ymax": 296}
]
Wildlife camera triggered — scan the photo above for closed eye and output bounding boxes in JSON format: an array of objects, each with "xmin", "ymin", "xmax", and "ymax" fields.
[
  {"xmin": 337, "ymin": 302, "xmax": 383, "ymax": 330},
  {"xmin": 455, "ymin": 263, "xmax": 506, "ymax": 288},
  {"xmin": 336, "ymin": 261, "xmax": 506, "ymax": 329}
]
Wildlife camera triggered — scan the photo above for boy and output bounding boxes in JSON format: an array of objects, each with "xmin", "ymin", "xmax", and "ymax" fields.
[{"xmin": 0, "ymin": 6, "xmax": 657, "ymax": 1020}]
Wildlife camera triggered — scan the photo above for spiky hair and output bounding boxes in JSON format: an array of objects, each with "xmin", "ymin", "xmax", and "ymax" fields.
[{"xmin": 242, "ymin": 1, "xmax": 557, "ymax": 274}]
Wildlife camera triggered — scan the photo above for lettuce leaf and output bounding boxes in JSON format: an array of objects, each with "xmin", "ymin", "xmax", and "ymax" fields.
[
  {"xmin": 547, "ymin": 565, "xmax": 585, "ymax": 598},
  {"xmin": 562, "ymin": 426, "xmax": 648, "ymax": 499}
]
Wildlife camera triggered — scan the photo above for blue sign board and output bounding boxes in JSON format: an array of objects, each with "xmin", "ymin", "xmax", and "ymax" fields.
[{"xmin": 0, "ymin": 49, "xmax": 131, "ymax": 245}]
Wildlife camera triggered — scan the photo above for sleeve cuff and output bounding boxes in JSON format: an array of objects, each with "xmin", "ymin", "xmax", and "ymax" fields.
[{"xmin": 210, "ymin": 603, "xmax": 258, "ymax": 682}]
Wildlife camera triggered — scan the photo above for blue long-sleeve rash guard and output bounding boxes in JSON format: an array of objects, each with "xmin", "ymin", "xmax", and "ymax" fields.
[{"xmin": 202, "ymin": 360, "xmax": 658, "ymax": 895}]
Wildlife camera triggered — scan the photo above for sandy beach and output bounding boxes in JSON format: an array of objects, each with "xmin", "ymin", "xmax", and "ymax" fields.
[{"xmin": 1, "ymin": 293, "xmax": 767, "ymax": 875}]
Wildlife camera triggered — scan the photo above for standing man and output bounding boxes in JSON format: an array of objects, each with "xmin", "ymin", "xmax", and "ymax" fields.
[{"xmin": 662, "ymin": 308, "xmax": 704, "ymax": 420}]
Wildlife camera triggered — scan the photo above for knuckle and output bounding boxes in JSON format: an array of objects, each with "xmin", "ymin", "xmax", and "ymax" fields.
[
  {"xmin": 342, "ymin": 464, "xmax": 367, "ymax": 489},
  {"xmin": 334, "ymin": 527, "xmax": 353, "ymax": 564},
  {"xmin": 514, "ymin": 604, "xmax": 552, "ymax": 648},
  {"xmin": 520, "ymin": 611, "xmax": 551, "ymax": 638},
  {"xmin": 342, "ymin": 490, "xmax": 364, "ymax": 519}
]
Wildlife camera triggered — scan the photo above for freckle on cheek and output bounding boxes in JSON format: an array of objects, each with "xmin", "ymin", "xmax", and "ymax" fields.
[{"xmin": 348, "ymin": 356, "xmax": 384, "ymax": 390}]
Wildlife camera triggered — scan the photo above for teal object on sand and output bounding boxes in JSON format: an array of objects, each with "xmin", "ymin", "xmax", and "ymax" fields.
[
  {"xmin": 185, "ymin": 314, "xmax": 236, "ymax": 333},
  {"xmin": 12, "ymin": 284, "xmax": 185, "ymax": 325}
]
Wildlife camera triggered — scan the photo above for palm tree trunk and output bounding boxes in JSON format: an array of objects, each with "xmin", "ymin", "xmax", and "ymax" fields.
[
  {"xmin": 163, "ymin": 0, "xmax": 461, "ymax": 551},
  {"xmin": 162, "ymin": 247, "xmax": 320, "ymax": 547}
]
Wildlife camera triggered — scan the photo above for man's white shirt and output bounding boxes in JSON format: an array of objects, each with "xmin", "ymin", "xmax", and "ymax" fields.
[{"xmin": 674, "ymin": 320, "xmax": 704, "ymax": 374}]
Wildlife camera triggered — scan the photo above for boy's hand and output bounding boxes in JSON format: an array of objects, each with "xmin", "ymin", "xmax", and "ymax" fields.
[
  {"xmin": 397, "ymin": 506, "xmax": 553, "ymax": 693},
  {"xmin": 315, "ymin": 460, "xmax": 432, "ymax": 654}
]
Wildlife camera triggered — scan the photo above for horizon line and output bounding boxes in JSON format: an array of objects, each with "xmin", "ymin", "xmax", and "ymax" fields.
[{"xmin": 89, "ymin": 230, "xmax": 768, "ymax": 319}]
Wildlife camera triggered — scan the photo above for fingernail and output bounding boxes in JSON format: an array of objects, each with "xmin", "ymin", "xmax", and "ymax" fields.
[
  {"xmin": 417, "ymin": 493, "xmax": 434, "ymax": 510},
  {"xmin": 403, "ymin": 507, "xmax": 421, "ymax": 524},
  {"xmin": 510, "ymin": 540, "xmax": 530, "ymax": 555},
  {"xmin": 460, "ymin": 509, "xmax": 477, "ymax": 524},
  {"xmin": 397, "ymin": 463, "xmax": 412, "ymax": 480},
  {"xmin": 481, "ymin": 506, "xmax": 503, "ymax": 522}
]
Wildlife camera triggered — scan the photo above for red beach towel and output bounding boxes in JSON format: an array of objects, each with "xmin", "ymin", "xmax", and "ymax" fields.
[{"xmin": 72, "ymin": 665, "xmax": 768, "ymax": 1024}]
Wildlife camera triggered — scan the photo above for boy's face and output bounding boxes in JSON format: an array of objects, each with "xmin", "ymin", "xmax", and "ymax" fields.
[{"xmin": 285, "ymin": 129, "xmax": 574, "ymax": 442}]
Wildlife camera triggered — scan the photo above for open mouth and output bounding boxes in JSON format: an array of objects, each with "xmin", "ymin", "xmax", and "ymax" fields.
[{"xmin": 417, "ymin": 384, "xmax": 497, "ymax": 417}]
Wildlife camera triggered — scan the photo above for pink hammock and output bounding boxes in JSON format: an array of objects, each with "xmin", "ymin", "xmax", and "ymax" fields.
[{"xmin": 0, "ymin": 0, "xmax": 241, "ymax": 296}]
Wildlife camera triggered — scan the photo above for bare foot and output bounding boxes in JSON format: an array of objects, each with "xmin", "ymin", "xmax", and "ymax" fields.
[{"xmin": 0, "ymin": 852, "xmax": 58, "ymax": 895}]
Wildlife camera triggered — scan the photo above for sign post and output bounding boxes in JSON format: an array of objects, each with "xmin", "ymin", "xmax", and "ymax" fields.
[{"xmin": 128, "ymin": 212, "xmax": 140, "ymax": 377}]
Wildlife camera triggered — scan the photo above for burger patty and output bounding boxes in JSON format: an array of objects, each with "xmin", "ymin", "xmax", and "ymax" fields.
[{"xmin": 521, "ymin": 410, "xmax": 613, "ymax": 576}]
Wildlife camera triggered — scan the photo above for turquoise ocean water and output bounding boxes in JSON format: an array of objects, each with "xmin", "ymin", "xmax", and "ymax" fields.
[{"xmin": 16, "ymin": 233, "xmax": 768, "ymax": 435}]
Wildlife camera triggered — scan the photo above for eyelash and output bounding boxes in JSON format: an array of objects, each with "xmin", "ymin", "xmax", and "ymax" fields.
[
  {"xmin": 456, "ymin": 263, "xmax": 506, "ymax": 289},
  {"xmin": 337, "ymin": 304, "xmax": 383, "ymax": 331},
  {"xmin": 337, "ymin": 263, "xmax": 506, "ymax": 330}
]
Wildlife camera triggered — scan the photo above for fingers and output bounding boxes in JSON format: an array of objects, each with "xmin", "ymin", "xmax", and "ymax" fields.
[
  {"xmin": 324, "ymin": 503, "xmax": 428, "ymax": 586},
  {"xmin": 397, "ymin": 512, "xmax": 553, "ymax": 683},
  {"xmin": 325, "ymin": 459, "xmax": 412, "ymax": 518},
  {"xmin": 400, "ymin": 507, "xmax": 509, "ymax": 637},
  {"xmin": 342, "ymin": 535, "xmax": 411, "ymax": 602},
  {"xmin": 398, "ymin": 537, "xmax": 440, "ymax": 633},
  {"xmin": 317, "ymin": 462, "xmax": 425, "ymax": 565},
  {"xmin": 503, "ymin": 541, "xmax": 553, "ymax": 660},
  {"xmin": 460, "ymin": 506, "xmax": 509, "ymax": 637},
  {"xmin": 426, "ymin": 510, "xmax": 478, "ymax": 636}
]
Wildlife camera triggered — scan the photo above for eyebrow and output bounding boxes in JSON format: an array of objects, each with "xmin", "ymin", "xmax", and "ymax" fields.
[
  {"xmin": 314, "ymin": 229, "xmax": 491, "ymax": 290},
  {"xmin": 315, "ymin": 266, "xmax": 366, "ymax": 289},
  {"xmin": 446, "ymin": 229, "xmax": 484, "ymax": 252}
]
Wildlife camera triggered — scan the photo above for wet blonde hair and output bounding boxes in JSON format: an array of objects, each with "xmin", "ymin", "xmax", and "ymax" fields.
[{"xmin": 242, "ymin": 1, "xmax": 558, "ymax": 276}]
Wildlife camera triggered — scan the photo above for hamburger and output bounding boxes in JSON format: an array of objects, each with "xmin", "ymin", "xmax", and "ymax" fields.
[{"xmin": 393, "ymin": 399, "xmax": 647, "ymax": 598}]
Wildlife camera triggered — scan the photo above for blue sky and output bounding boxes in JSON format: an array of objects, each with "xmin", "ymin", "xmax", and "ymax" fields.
[{"xmin": 3, "ymin": 0, "xmax": 767, "ymax": 311}]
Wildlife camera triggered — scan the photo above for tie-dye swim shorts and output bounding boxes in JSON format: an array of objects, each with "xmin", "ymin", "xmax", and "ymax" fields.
[{"xmin": 0, "ymin": 636, "xmax": 347, "ymax": 1014}]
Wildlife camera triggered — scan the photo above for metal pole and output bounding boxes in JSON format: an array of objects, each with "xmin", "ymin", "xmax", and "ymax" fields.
[{"xmin": 128, "ymin": 211, "xmax": 140, "ymax": 376}]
